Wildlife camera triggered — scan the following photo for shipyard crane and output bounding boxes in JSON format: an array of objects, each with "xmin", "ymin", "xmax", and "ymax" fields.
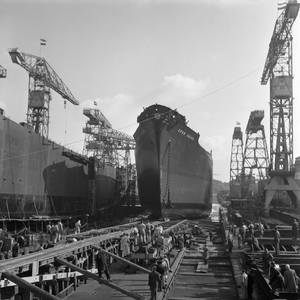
[
  {"xmin": 241, "ymin": 110, "xmax": 269, "ymax": 199},
  {"xmin": 82, "ymin": 108, "xmax": 135, "ymax": 167},
  {"xmin": 0, "ymin": 65, "xmax": 7, "ymax": 78},
  {"xmin": 261, "ymin": 1, "xmax": 300, "ymax": 209},
  {"xmin": 8, "ymin": 48, "xmax": 79, "ymax": 138},
  {"xmin": 82, "ymin": 108, "xmax": 136, "ymax": 203},
  {"xmin": 229, "ymin": 125, "xmax": 244, "ymax": 198}
]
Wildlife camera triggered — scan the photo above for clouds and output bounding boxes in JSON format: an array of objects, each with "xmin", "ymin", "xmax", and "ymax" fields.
[
  {"xmin": 201, "ymin": 135, "xmax": 226, "ymax": 157},
  {"xmin": 142, "ymin": 74, "xmax": 210, "ymax": 108}
]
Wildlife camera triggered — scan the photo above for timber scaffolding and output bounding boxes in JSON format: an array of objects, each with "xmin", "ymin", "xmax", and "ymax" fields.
[
  {"xmin": 4, "ymin": 207, "xmax": 300, "ymax": 300},
  {"xmin": 227, "ymin": 205, "xmax": 300, "ymax": 300},
  {"xmin": 0, "ymin": 209, "xmax": 243, "ymax": 300},
  {"xmin": 0, "ymin": 219, "xmax": 187, "ymax": 300}
]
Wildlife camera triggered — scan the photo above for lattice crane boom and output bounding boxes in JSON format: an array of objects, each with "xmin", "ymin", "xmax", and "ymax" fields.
[
  {"xmin": 261, "ymin": 1, "xmax": 300, "ymax": 85},
  {"xmin": 8, "ymin": 48, "xmax": 78, "ymax": 105},
  {"xmin": 261, "ymin": 1, "xmax": 300, "ymax": 210},
  {"xmin": 83, "ymin": 108, "xmax": 135, "ymax": 166}
]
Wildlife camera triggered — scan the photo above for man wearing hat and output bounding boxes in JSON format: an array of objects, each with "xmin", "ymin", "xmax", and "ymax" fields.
[{"xmin": 148, "ymin": 266, "xmax": 161, "ymax": 300}]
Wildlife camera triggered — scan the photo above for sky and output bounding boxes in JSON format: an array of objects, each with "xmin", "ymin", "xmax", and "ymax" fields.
[{"xmin": 1, "ymin": 0, "xmax": 300, "ymax": 183}]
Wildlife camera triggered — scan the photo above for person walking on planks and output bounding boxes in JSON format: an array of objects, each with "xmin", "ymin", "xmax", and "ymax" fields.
[
  {"xmin": 246, "ymin": 269, "xmax": 254, "ymax": 300},
  {"xmin": 227, "ymin": 233, "xmax": 233, "ymax": 253},
  {"xmin": 57, "ymin": 220, "xmax": 63, "ymax": 242},
  {"xmin": 148, "ymin": 266, "xmax": 161, "ymax": 300},
  {"xmin": 262, "ymin": 248, "xmax": 273, "ymax": 275},
  {"xmin": 240, "ymin": 269, "xmax": 248, "ymax": 300},
  {"xmin": 284, "ymin": 264, "xmax": 298, "ymax": 293},
  {"xmin": 274, "ymin": 226, "xmax": 281, "ymax": 255},
  {"xmin": 120, "ymin": 233, "xmax": 130, "ymax": 257},
  {"xmin": 203, "ymin": 244, "xmax": 209, "ymax": 265},
  {"xmin": 96, "ymin": 249, "xmax": 112, "ymax": 282},
  {"xmin": 292, "ymin": 219, "xmax": 299, "ymax": 240},
  {"xmin": 75, "ymin": 220, "xmax": 81, "ymax": 234}
]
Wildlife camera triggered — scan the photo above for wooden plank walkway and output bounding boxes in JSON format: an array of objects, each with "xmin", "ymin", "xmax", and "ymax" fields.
[{"xmin": 195, "ymin": 262, "xmax": 208, "ymax": 273}]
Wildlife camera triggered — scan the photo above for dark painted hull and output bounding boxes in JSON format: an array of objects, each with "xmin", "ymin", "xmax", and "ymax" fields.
[
  {"xmin": 0, "ymin": 114, "xmax": 117, "ymax": 219},
  {"xmin": 134, "ymin": 104, "xmax": 213, "ymax": 219}
]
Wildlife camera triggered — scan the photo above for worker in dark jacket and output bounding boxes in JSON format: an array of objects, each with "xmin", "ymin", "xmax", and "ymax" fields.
[
  {"xmin": 250, "ymin": 236, "xmax": 260, "ymax": 252},
  {"xmin": 274, "ymin": 227, "xmax": 281, "ymax": 255},
  {"xmin": 156, "ymin": 260, "xmax": 167, "ymax": 291},
  {"xmin": 262, "ymin": 248, "xmax": 273, "ymax": 275},
  {"xmin": 95, "ymin": 250, "xmax": 111, "ymax": 281},
  {"xmin": 292, "ymin": 219, "xmax": 299, "ymax": 239},
  {"xmin": 247, "ymin": 269, "xmax": 254, "ymax": 299},
  {"xmin": 148, "ymin": 266, "xmax": 161, "ymax": 300}
]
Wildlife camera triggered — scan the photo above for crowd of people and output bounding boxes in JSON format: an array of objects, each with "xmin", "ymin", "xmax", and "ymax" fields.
[{"xmin": 226, "ymin": 218, "xmax": 300, "ymax": 298}]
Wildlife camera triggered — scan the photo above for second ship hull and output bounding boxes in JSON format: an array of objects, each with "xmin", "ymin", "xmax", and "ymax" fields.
[{"xmin": 134, "ymin": 104, "xmax": 213, "ymax": 219}]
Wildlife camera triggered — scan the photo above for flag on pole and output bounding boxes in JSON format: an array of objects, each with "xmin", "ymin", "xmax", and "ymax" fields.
[
  {"xmin": 94, "ymin": 101, "xmax": 97, "ymax": 106},
  {"xmin": 236, "ymin": 121, "xmax": 241, "ymax": 125},
  {"xmin": 40, "ymin": 38, "xmax": 46, "ymax": 46}
]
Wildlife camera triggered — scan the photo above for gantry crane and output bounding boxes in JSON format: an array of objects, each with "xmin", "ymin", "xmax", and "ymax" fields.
[
  {"xmin": 230, "ymin": 125, "xmax": 244, "ymax": 198},
  {"xmin": 261, "ymin": 1, "xmax": 300, "ymax": 209},
  {"xmin": 82, "ymin": 108, "xmax": 135, "ymax": 167},
  {"xmin": 82, "ymin": 108, "xmax": 136, "ymax": 205},
  {"xmin": 8, "ymin": 48, "xmax": 79, "ymax": 138},
  {"xmin": 241, "ymin": 110, "xmax": 269, "ymax": 198}
]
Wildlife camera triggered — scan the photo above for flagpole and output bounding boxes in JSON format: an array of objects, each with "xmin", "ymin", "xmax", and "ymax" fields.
[{"xmin": 40, "ymin": 39, "xmax": 47, "ymax": 57}]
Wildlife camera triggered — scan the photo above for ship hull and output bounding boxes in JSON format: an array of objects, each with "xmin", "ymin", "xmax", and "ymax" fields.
[
  {"xmin": 0, "ymin": 113, "xmax": 117, "ymax": 219},
  {"xmin": 134, "ymin": 104, "xmax": 213, "ymax": 219}
]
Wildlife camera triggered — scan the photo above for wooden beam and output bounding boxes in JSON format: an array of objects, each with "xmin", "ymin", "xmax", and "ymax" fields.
[
  {"xmin": 92, "ymin": 245, "xmax": 151, "ymax": 274},
  {"xmin": 2, "ymin": 272, "xmax": 60, "ymax": 300},
  {"xmin": 257, "ymin": 237, "xmax": 300, "ymax": 246},
  {"xmin": 55, "ymin": 257, "xmax": 146, "ymax": 300}
]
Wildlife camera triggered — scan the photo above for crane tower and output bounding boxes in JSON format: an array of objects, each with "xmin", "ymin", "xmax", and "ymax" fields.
[
  {"xmin": 8, "ymin": 48, "xmax": 78, "ymax": 138},
  {"xmin": 241, "ymin": 110, "xmax": 269, "ymax": 198},
  {"xmin": 230, "ymin": 126, "xmax": 244, "ymax": 198},
  {"xmin": 82, "ymin": 108, "xmax": 135, "ymax": 168},
  {"xmin": 261, "ymin": 1, "xmax": 300, "ymax": 209},
  {"xmin": 82, "ymin": 108, "xmax": 136, "ymax": 201}
]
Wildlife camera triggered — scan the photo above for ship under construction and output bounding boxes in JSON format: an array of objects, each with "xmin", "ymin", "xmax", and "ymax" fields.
[{"xmin": 0, "ymin": 48, "xmax": 138, "ymax": 232}]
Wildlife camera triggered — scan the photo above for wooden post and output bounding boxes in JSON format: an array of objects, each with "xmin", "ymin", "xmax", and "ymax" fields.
[
  {"xmin": 55, "ymin": 257, "xmax": 146, "ymax": 300},
  {"xmin": 92, "ymin": 245, "xmax": 151, "ymax": 274},
  {"xmin": 2, "ymin": 272, "xmax": 60, "ymax": 300}
]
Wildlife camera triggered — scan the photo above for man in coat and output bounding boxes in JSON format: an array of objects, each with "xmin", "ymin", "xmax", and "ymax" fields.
[
  {"xmin": 247, "ymin": 269, "xmax": 254, "ymax": 299},
  {"xmin": 203, "ymin": 244, "xmax": 209, "ymax": 265},
  {"xmin": 292, "ymin": 219, "xmax": 299, "ymax": 239},
  {"xmin": 274, "ymin": 226, "xmax": 281, "ymax": 255},
  {"xmin": 262, "ymin": 248, "xmax": 273, "ymax": 275},
  {"xmin": 120, "ymin": 233, "xmax": 130, "ymax": 257},
  {"xmin": 148, "ymin": 266, "xmax": 161, "ymax": 300},
  {"xmin": 96, "ymin": 250, "xmax": 111, "ymax": 281},
  {"xmin": 284, "ymin": 264, "xmax": 298, "ymax": 292}
]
